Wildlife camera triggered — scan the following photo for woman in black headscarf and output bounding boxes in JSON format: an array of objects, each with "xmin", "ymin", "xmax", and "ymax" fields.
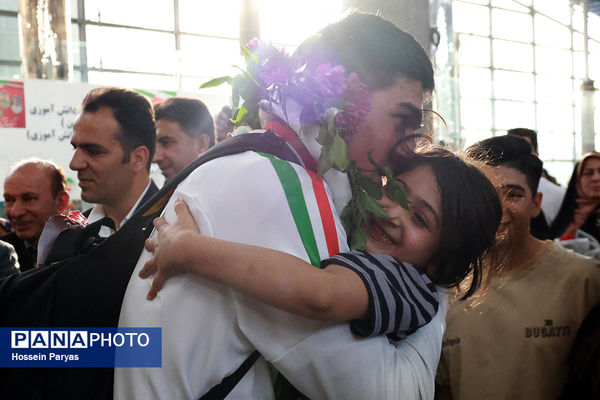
[{"xmin": 551, "ymin": 152, "xmax": 600, "ymax": 241}]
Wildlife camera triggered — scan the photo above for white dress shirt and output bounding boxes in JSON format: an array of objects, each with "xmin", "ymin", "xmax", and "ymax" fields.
[{"xmin": 87, "ymin": 181, "xmax": 154, "ymax": 237}]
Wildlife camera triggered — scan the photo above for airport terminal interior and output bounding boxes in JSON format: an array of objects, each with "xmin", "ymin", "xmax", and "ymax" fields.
[{"xmin": 0, "ymin": 0, "xmax": 599, "ymax": 187}]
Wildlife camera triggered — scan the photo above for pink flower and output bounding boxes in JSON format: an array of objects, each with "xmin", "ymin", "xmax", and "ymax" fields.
[{"xmin": 335, "ymin": 73, "xmax": 372, "ymax": 133}]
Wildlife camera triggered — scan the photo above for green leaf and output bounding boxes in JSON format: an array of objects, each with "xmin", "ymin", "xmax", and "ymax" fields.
[
  {"xmin": 356, "ymin": 193, "xmax": 367, "ymax": 219},
  {"xmin": 356, "ymin": 175, "xmax": 383, "ymax": 200},
  {"xmin": 350, "ymin": 227, "xmax": 367, "ymax": 250},
  {"xmin": 340, "ymin": 203, "xmax": 353, "ymax": 220},
  {"xmin": 358, "ymin": 190, "xmax": 388, "ymax": 218},
  {"xmin": 317, "ymin": 149, "xmax": 333, "ymax": 177},
  {"xmin": 200, "ymin": 76, "xmax": 232, "ymax": 89},
  {"xmin": 232, "ymin": 105, "xmax": 248, "ymax": 124},
  {"xmin": 332, "ymin": 134, "xmax": 349, "ymax": 171},
  {"xmin": 384, "ymin": 167, "xmax": 410, "ymax": 210},
  {"xmin": 316, "ymin": 127, "xmax": 328, "ymax": 146},
  {"xmin": 233, "ymin": 65, "xmax": 261, "ymax": 87},
  {"xmin": 232, "ymin": 84, "xmax": 240, "ymax": 110},
  {"xmin": 241, "ymin": 44, "xmax": 250, "ymax": 55},
  {"xmin": 324, "ymin": 107, "xmax": 341, "ymax": 132},
  {"xmin": 367, "ymin": 150, "xmax": 380, "ymax": 169},
  {"xmin": 241, "ymin": 43, "xmax": 259, "ymax": 65}
]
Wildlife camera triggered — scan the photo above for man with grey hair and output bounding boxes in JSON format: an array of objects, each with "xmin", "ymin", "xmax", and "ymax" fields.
[{"xmin": 1, "ymin": 159, "xmax": 70, "ymax": 271}]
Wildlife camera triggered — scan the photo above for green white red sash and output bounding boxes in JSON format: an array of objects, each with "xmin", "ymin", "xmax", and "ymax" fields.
[{"xmin": 258, "ymin": 132, "xmax": 341, "ymax": 267}]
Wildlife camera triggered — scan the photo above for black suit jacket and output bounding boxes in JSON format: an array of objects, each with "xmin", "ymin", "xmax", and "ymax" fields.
[
  {"xmin": 0, "ymin": 233, "xmax": 35, "ymax": 273},
  {"xmin": 0, "ymin": 240, "xmax": 20, "ymax": 278}
]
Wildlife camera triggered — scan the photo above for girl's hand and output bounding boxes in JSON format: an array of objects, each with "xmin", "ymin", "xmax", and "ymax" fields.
[{"xmin": 139, "ymin": 199, "xmax": 199, "ymax": 300}]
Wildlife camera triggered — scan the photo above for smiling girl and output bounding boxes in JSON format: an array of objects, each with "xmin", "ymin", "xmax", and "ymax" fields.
[{"xmin": 141, "ymin": 146, "xmax": 502, "ymax": 339}]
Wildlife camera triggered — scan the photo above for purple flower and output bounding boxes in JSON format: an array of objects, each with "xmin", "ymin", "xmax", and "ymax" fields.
[
  {"xmin": 312, "ymin": 63, "xmax": 347, "ymax": 98},
  {"xmin": 261, "ymin": 62, "xmax": 293, "ymax": 87},
  {"xmin": 245, "ymin": 38, "xmax": 263, "ymax": 52},
  {"xmin": 290, "ymin": 63, "xmax": 347, "ymax": 108}
]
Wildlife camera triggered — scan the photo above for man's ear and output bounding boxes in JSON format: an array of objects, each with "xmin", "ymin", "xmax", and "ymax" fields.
[
  {"xmin": 56, "ymin": 191, "xmax": 70, "ymax": 213},
  {"xmin": 531, "ymin": 191, "xmax": 543, "ymax": 218},
  {"xmin": 194, "ymin": 134, "xmax": 212, "ymax": 155},
  {"xmin": 130, "ymin": 146, "xmax": 150, "ymax": 173}
]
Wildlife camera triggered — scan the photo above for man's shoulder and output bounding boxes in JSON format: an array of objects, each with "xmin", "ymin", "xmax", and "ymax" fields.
[
  {"xmin": 184, "ymin": 151, "xmax": 313, "ymax": 193},
  {"xmin": 541, "ymin": 241, "xmax": 600, "ymax": 277},
  {"xmin": 548, "ymin": 240, "xmax": 599, "ymax": 264}
]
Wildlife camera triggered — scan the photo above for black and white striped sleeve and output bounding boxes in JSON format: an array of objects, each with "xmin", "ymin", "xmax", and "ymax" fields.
[{"xmin": 321, "ymin": 250, "xmax": 439, "ymax": 340}]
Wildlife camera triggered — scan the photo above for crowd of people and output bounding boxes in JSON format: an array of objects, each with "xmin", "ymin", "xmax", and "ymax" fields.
[{"xmin": 0, "ymin": 10, "xmax": 599, "ymax": 400}]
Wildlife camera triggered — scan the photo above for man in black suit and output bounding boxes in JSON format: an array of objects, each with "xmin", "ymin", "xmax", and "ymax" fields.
[
  {"xmin": 70, "ymin": 87, "xmax": 158, "ymax": 235},
  {"xmin": 1, "ymin": 159, "xmax": 70, "ymax": 271}
]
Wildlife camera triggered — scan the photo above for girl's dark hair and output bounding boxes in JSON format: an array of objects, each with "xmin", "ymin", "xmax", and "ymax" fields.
[
  {"xmin": 390, "ymin": 146, "xmax": 503, "ymax": 299},
  {"xmin": 294, "ymin": 11, "xmax": 434, "ymax": 92},
  {"xmin": 551, "ymin": 153, "xmax": 600, "ymax": 239}
]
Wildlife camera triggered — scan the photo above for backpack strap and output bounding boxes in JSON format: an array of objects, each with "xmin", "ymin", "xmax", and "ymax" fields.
[
  {"xmin": 129, "ymin": 131, "xmax": 300, "ymax": 227},
  {"xmin": 199, "ymin": 351, "xmax": 261, "ymax": 400}
]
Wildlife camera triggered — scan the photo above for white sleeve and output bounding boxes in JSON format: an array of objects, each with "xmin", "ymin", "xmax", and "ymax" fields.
[{"xmin": 263, "ymin": 289, "xmax": 448, "ymax": 400}]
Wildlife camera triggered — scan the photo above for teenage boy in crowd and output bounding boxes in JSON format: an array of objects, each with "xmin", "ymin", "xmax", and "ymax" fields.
[{"xmin": 436, "ymin": 135, "xmax": 600, "ymax": 400}]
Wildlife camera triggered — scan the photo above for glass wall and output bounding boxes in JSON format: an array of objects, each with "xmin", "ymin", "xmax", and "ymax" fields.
[
  {"xmin": 450, "ymin": 0, "xmax": 600, "ymax": 184},
  {"xmin": 1, "ymin": 0, "xmax": 599, "ymax": 184},
  {"xmin": 0, "ymin": 0, "xmax": 342, "ymax": 96}
]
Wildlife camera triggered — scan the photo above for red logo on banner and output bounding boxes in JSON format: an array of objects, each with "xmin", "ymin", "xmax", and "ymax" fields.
[{"xmin": 0, "ymin": 80, "xmax": 26, "ymax": 128}]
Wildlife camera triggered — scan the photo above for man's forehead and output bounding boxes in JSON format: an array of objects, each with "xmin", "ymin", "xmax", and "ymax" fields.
[
  {"xmin": 496, "ymin": 165, "xmax": 529, "ymax": 190},
  {"xmin": 156, "ymin": 119, "xmax": 187, "ymax": 138},
  {"xmin": 73, "ymin": 108, "xmax": 120, "ymax": 138},
  {"xmin": 4, "ymin": 166, "xmax": 51, "ymax": 195}
]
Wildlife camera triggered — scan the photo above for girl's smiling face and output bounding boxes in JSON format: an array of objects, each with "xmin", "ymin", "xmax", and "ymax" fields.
[{"xmin": 365, "ymin": 164, "xmax": 442, "ymax": 270}]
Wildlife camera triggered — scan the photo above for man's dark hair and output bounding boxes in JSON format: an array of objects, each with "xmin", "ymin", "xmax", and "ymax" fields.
[
  {"xmin": 81, "ymin": 87, "xmax": 156, "ymax": 171},
  {"xmin": 466, "ymin": 135, "xmax": 543, "ymax": 195},
  {"xmin": 48, "ymin": 165, "xmax": 67, "ymax": 198},
  {"xmin": 507, "ymin": 128, "xmax": 538, "ymax": 153},
  {"xmin": 294, "ymin": 11, "xmax": 434, "ymax": 92},
  {"xmin": 154, "ymin": 98, "xmax": 215, "ymax": 147}
]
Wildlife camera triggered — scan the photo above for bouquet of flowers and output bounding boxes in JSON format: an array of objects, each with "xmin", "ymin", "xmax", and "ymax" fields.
[{"xmin": 201, "ymin": 40, "xmax": 409, "ymax": 248}]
